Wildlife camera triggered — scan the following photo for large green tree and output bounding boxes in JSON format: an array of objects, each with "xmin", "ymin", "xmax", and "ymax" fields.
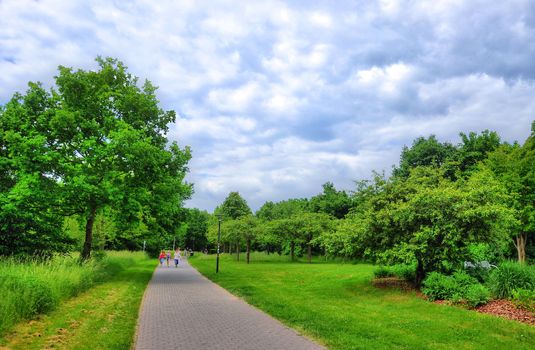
[
  {"xmin": 360, "ymin": 166, "xmax": 513, "ymax": 285},
  {"xmin": 485, "ymin": 123, "xmax": 535, "ymax": 263},
  {"xmin": 1, "ymin": 57, "xmax": 192, "ymax": 259},
  {"xmin": 216, "ymin": 191, "xmax": 252, "ymax": 220}
]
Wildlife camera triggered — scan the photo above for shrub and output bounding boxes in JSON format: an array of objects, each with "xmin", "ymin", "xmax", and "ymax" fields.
[
  {"xmin": 422, "ymin": 270, "xmax": 486, "ymax": 307},
  {"xmin": 465, "ymin": 284, "xmax": 490, "ymax": 308},
  {"xmin": 374, "ymin": 266, "xmax": 395, "ymax": 278},
  {"xmin": 391, "ymin": 264, "xmax": 416, "ymax": 283},
  {"xmin": 511, "ymin": 288, "xmax": 535, "ymax": 312},
  {"xmin": 422, "ymin": 272, "xmax": 458, "ymax": 301},
  {"xmin": 488, "ymin": 262, "xmax": 535, "ymax": 299}
]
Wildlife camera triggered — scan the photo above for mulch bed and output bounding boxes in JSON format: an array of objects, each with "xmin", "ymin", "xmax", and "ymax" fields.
[
  {"xmin": 373, "ymin": 278, "xmax": 534, "ymax": 326},
  {"xmin": 475, "ymin": 299, "xmax": 535, "ymax": 326}
]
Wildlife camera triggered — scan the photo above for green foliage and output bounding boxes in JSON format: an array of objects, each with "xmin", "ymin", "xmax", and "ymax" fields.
[
  {"xmin": 0, "ymin": 251, "xmax": 148, "ymax": 335},
  {"xmin": 309, "ymin": 182, "xmax": 353, "ymax": 219},
  {"xmin": 464, "ymin": 283, "xmax": 491, "ymax": 308},
  {"xmin": 393, "ymin": 135, "xmax": 458, "ymax": 178},
  {"xmin": 511, "ymin": 288, "xmax": 535, "ymax": 312},
  {"xmin": 182, "ymin": 208, "xmax": 210, "ymax": 250},
  {"xmin": 484, "ymin": 124, "xmax": 535, "ymax": 263},
  {"xmin": 457, "ymin": 130, "xmax": 501, "ymax": 173},
  {"xmin": 488, "ymin": 261, "xmax": 535, "ymax": 299},
  {"xmin": 373, "ymin": 264, "xmax": 416, "ymax": 282},
  {"xmin": 422, "ymin": 272, "xmax": 461, "ymax": 301},
  {"xmin": 0, "ymin": 57, "xmax": 191, "ymax": 259},
  {"xmin": 374, "ymin": 265, "xmax": 395, "ymax": 278},
  {"xmin": 422, "ymin": 271, "xmax": 483, "ymax": 306},
  {"xmin": 360, "ymin": 166, "xmax": 513, "ymax": 285},
  {"xmin": 216, "ymin": 192, "xmax": 252, "ymax": 220},
  {"xmin": 256, "ymin": 198, "xmax": 308, "ymax": 221}
]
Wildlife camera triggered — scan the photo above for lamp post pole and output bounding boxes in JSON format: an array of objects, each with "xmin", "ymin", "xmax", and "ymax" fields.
[{"xmin": 216, "ymin": 216, "xmax": 222, "ymax": 273}]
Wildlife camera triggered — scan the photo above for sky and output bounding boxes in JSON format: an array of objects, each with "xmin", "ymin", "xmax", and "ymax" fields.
[{"xmin": 1, "ymin": 0, "xmax": 534, "ymax": 212}]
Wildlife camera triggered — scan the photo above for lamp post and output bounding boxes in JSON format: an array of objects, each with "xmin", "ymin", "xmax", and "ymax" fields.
[{"xmin": 216, "ymin": 214, "xmax": 223, "ymax": 273}]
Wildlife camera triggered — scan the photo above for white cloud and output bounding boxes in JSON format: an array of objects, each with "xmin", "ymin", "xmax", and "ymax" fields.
[{"xmin": 1, "ymin": 0, "xmax": 534, "ymax": 211}]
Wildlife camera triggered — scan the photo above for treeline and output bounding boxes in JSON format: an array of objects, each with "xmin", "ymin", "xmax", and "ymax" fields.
[
  {"xmin": 205, "ymin": 126, "xmax": 534, "ymax": 285},
  {"xmin": 0, "ymin": 58, "xmax": 192, "ymax": 259}
]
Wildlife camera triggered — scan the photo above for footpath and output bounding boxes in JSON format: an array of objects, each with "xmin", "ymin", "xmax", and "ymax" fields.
[{"xmin": 135, "ymin": 260, "xmax": 324, "ymax": 350}]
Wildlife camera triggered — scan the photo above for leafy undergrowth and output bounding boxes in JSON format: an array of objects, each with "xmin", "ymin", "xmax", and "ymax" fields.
[
  {"xmin": 0, "ymin": 253, "xmax": 155, "ymax": 350},
  {"xmin": 191, "ymin": 254, "xmax": 535, "ymax": 350}
]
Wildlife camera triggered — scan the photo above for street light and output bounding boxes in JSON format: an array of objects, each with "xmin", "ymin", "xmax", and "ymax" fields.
[{"xmin": 216, "ymin": 214, "xmax": 223, "ymax": 273}]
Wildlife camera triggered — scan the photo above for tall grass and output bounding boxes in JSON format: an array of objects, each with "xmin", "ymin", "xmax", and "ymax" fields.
[{"xmin": 0, "ymin": 251, "xmax": 147, "ymax": 335}]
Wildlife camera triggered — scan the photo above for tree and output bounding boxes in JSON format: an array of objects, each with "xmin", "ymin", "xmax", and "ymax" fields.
[
  {"xmin": 216, "ymin": 192, "xmax": 252, "ymax": 220},
  {"xmin": 183, "ymin": 208, "xmax": 209, "ymax": 251},
  {"xmin": 1, "ymin": 57, "xmax": 192, "ymax": 259},
  {"xmin": 393, "ymin": 135, "xmax": 458, "ymax": 178},
  {"xmin": 457, "ymin": 130, "xmax": 501, "ymax": 173},
  {"xmin": 361, "ymin": 166, "xmax": 512, "ymax": 286},
  {"xmin": 292, "ymin": 213, "xmax": 334, "ymax": 263},
  {"xmin": 309, "ymin": 182, "xmax": 352, "ymax": 219},
  {"xmin": 234, "ymin": 215, "xmax": 261, "ymax": 263},
  {"xmin": 1, "ymin": 83, "xmax": 73, "ymax": 256},
  {"xmin": 256, "ymin": 198, "xmax": 308, "ymax": 220},
  {"xmin": 485, "ymin": 123, "xmax": 535, "ymax": 263}
]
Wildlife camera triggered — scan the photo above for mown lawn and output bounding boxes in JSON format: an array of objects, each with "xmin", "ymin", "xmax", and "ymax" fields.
[
  {"xmin": 0, "ymin": 253, "xmax": 155, "ymax": 349},
  {"xmin": 190, "ymin": 253, "xmax": 535, "ymax": 350}
]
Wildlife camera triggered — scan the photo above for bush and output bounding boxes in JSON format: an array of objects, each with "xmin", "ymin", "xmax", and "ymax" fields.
[
  {"xmin": 391, "ymin": 264, "xmax": 416, "ymax": 282},
  {"xmin": 488, "ymin": 262, "xmax": 535, "ymax": 299},
  {"xmin": 374, "ymin": 266, "xmax": 395, "ymax": 278},
  {"xmin": 422, "ymin": 272, "xmax": 459, "ymax": 301},
  {"xmin": 422, "ymin": 270, "xmax": 486, "ymax": 307},
  {"xmin": 511, "ymin": 288, "xmax": 535, "ymax": 312},
  {"xmin": 465, "ymin": 284, "xmax": 490, "ymax": 308},
  {"xmin": 373, "ymin": 264, "xmax": 416, "ymax": 282}
]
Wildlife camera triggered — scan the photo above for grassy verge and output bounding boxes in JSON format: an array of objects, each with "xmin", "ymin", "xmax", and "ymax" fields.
[
  {"xmin": 0, "ymin": 251, "xmax": 155, "ymax": 349},
  {"xmin": 190, "ymin": 253, "xmax": 535, "ymax": 350}
]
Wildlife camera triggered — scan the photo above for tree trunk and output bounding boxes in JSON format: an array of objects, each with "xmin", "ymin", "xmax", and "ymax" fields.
[
  {"xmin": 81, "ymin": 206, "xmax": 97, "ymax": 261},
  {"xmin": 246, "ymin": 239, "xmax": 251, "ymax": 264},
  {"xmin": 307, "ymin": 243, "xmax": 312, "ymax": 264},
  {"xmin": 415, "ymin": 259, "xmax": 425, "ymax": 287},
  {"xmin": 514, "ymin": 233, "xmax": 527, "ymax": 264},
  {"xmin": 236, "ymin": 242, "xmax": 240, "ymax": 261},
  {"xmin": 290, "ymin": 241, "xmax": 295, "ymax": 261}
]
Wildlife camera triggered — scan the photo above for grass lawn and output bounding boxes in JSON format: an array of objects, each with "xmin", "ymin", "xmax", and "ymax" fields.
[
  {"xmin": 0, "ymin": 253, "xmax": 155, "ymax": 350},
  {"xmin": 190, "ymin": 253, "xmax": 535, "ymax": 350}
]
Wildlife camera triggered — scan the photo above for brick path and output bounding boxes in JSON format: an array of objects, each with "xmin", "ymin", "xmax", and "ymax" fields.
[{"xmin": 135, "ymin": 260, "xmax": 324, "ymax": 350}]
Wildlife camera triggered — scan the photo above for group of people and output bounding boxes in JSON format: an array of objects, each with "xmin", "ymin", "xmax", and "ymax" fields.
[{"xmin": 159, "ymin": 248, "xmax": 182, "ymax": 268}]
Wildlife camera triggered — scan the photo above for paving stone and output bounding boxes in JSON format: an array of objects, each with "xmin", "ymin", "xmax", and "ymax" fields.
[{"xmin": 135, "ymin": 260, "xmax": 324, "ymax": 350}]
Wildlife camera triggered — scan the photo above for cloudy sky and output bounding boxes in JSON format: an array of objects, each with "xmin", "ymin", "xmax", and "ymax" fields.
[{"xmin": 1, "ymin": 0, "xmax": 534, "ymax": 211}]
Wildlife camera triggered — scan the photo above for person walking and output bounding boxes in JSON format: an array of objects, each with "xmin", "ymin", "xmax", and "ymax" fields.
[
  {"xmin": 174, "ymin": 248, "xmax": 181, "ymax": 268},
  {"xmin": 166, "ymin": 250, "xmax": 171, "ymax": 267},
  {"xmin": 158, "ymin": 251, "xmax": 166, "ymax": 267}
]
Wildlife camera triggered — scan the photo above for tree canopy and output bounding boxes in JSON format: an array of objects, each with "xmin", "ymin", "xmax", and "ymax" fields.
[{"xmin": 0, "ymin": 57, "xmax": 192, "ymax": 258}]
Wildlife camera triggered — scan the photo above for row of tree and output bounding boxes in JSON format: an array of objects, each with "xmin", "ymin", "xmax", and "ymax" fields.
[
  {"xmin": 0, "ymin": 58, "xmax": 192, "ymax": 259},
  {"xmin": 202, "ymin": 126, "xmax": 534, "ymax": 285}
]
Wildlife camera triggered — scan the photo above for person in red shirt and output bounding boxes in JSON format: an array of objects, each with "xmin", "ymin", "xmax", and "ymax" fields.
[{"xmin": 158, "ymin": 251, "xmax": 166, "ymax": 266}]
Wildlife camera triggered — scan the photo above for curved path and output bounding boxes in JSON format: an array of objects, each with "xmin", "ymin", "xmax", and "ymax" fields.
[{"xmin": 135, "ymin": 260, "xmax": 324, "ymax": 350}]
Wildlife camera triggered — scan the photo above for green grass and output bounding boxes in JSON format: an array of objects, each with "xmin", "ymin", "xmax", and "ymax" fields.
[
  {"xmin": 0, "ymin": 251, "xmax": 155, "ymax": 349},
  {"xmin": 190, "ymin": 253, "xmax": 535, "ymax": 350}
]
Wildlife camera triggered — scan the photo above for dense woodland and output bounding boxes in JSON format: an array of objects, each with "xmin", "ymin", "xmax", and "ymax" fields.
[{"xmin": 1, "ymin": 58, "xmax": 534, "ymax": 287}]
